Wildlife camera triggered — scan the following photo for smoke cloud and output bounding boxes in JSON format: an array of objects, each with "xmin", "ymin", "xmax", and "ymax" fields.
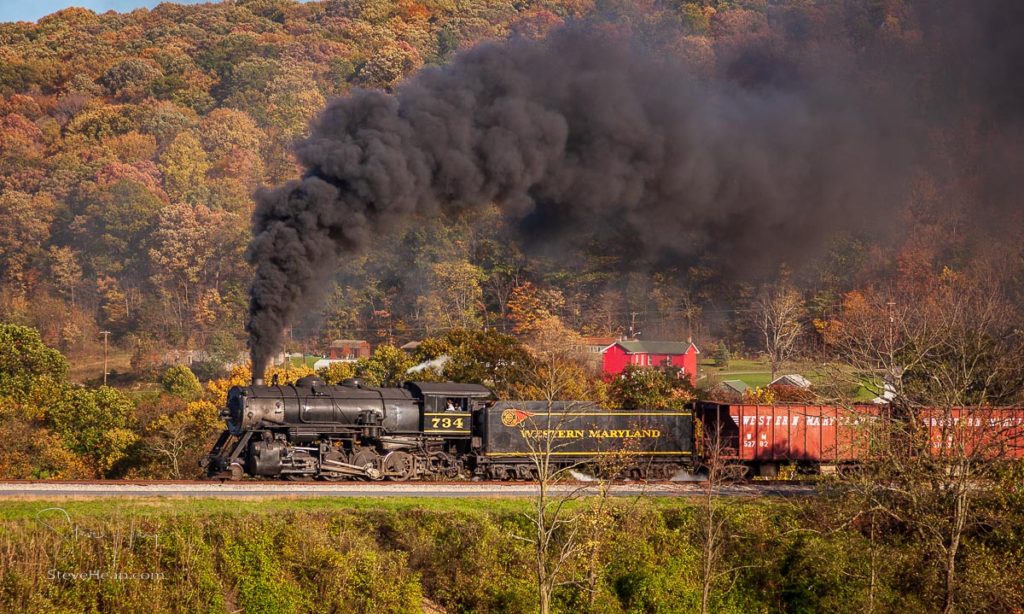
[
  {"xmin": 406, "ymin": 355, "xmax": 450, "ymax": 375},
  {"xmin": 246, "ymin": 2, "xmax": 1024, "ymax": 376}
]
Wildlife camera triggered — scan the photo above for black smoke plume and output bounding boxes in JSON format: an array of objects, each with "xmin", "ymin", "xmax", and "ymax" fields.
[{"xmin": 247, "ymin": 2, "xmax": 1024, "ymax": 377}]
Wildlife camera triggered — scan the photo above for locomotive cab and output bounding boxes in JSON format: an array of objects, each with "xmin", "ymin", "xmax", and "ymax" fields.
[
  {"xmin": 404, "ymin": 381, "xmax": 491, "ymax": 411},
  {"xmin": 404, "ymin": 381, "xmax": 491, "ymax": 439}
]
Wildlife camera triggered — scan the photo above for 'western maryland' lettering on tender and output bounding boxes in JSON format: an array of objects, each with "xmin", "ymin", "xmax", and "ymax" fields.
[{"xmin": 482, "ymin": 401, "xmax": 694, "ymax": 457}]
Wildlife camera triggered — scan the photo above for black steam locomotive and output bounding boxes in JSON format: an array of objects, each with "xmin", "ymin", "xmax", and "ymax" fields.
[{"xmin": 202, "ymin": 377, "xmax": 694, "ymax": 480}]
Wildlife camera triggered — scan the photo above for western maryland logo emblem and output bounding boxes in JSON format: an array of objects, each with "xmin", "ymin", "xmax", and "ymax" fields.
[{"xmin": 501, "ymin": 408, "xmax": 535, "ymax": 427}]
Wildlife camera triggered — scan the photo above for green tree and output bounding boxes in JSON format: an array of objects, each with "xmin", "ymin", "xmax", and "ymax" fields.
[
  {"xmin": 75, "ymin": 179, "xmax": 164, "ymax": 277},
  {"xmin": 159, "ymin": 364, "xmax": 203, "ymax": 401},
  {"xmin": 713, "ymin": 343, "xmax": 731, "ymax": 368},
  {"xmin": 608, "ymin": 365, "xmax": 689, "ymax": 409},
  {"xmin": 353, "ymin": 41, "xmax": 423, "ymax": 89},
  {"xmin": 417, "ymin": 260, "xmax": 486, "ymax": 331},
  {"xmin": 99, "ymin": 58, "xmax": 163, "ymax": 101},
  {"xmin": 135, "ymin": 99, "xmax": 198, "ymax": 146},
  {"xmin": 45, "ymin": 386, "xmax": 138, "ymax": 475},
  {"xmin": 355, "ymin": 345, "xmax": 416, "ymax": 387},
  {"xmin": 65, "ymin": 105, "xmax": 134, "ymax": 140},
  {"xmin": 265, "ymin": 70, "xmax": 326, "ymax": 138},
  {"xmin": 681, "ymin": 3, "xmax": 711, "ymax": 35},
  {"xmin": 417, "ymin": 329, "xmax": 533, "ymax": 398},
  {"xmin": 0, "ymin": 324, "xmax": 68, "ymax": 405},
  {"xmin": 159, "ymin": 130, "xmax": 210, "ymax": 204}
]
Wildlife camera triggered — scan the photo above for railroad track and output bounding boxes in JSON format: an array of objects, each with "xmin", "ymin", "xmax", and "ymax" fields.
[{"xmin": 0, "ymin": 480, "xmax": 816, "ymax": 499}]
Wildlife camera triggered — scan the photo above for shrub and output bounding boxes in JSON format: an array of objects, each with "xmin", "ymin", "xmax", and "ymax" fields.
[{"xmin": 159, "ymin": 364, "xmax": 202, "ymax": 400}]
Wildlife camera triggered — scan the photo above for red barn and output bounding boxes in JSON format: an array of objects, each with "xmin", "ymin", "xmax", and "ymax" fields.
[
  {"xmin": 602, "ymin": 340, "xmax": 700, "ymax": 387},
  {"xmin": 327, "ymin": 339, "xmax": 371, "ymax": 361}
]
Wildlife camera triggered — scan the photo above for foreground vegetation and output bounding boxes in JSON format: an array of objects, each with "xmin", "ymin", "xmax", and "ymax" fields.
[{"xmin": 0, "ymin": 491, "xmax": 1021, "ymax": 613}]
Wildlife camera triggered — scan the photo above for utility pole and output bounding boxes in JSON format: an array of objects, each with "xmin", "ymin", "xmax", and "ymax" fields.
[
  {"xmin": 100, "ymin": 331, "xmax": 111, "ymax": 386},
  {"xmin": 628, "ymin": 312, "xmax": 640, "ymax": 340},
  {"xmin": 885, "ymin": 301, "xmax": 897, "ymax": 400},
  {"xmin": 886, "ymin": 301, "xmax": 896, "ymax": 351}
]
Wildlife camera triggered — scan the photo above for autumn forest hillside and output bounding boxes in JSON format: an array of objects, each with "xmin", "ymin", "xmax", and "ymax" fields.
[{"xmin": 1, "ymin": 0, "xmax": 1022, "ymax": 377}]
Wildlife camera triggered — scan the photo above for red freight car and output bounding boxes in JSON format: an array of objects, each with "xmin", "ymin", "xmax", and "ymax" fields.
[
  {"xmin": 698, "ymin": 402, "xmax": 1024, "ymax": 477},
  {"xmin": 697, "ymin": 402, "xmax": 879, "ymax": 477},
  {"xmin": 921, "ymin": 407, "xmax": 1024, "ymax": 460}
]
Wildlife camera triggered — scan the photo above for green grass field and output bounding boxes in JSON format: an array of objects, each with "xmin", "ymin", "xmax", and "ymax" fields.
[
  {"xmin": 698, "ymin": 357, "xmax": 879, "ymax": 401},
  {"xmin": 67, "ymin": 350, "xmax": 134, "ymax": 383},
  {"xmin": 287, "ymin": 354, "xmax": 322, "ymax": 368},
  {"xmin": 0, "ymin": 496, "xmax": 537, "ymax": 521},
  {"xmin": 699, "ymin": 357, "xmax": 773, "ymax": 389}
]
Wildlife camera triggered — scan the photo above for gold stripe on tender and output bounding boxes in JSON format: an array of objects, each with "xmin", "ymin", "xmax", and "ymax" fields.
[
  {"xmin": 484, "ymin": 451, "xmax": 692, "ymax": 456},
  {"xmin": 496, "ymin": 412, "xmax": 691, "ymax": 417}
]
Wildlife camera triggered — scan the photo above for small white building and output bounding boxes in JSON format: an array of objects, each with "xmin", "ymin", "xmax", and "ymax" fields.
[
  {"xmin": 313, "ymin": 358, "xmax": 356, "ymax": 371},
  {"xmin": 770, "ymin": 374, "xmax": 812, "ymax": 389}
]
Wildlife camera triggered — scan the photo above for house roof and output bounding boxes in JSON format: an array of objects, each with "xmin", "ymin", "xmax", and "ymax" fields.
[
  {"xmin": 716, "ymin": 380, "xmax": 749, "ymax": 394},
  {"xmin": 770, "ymin": 374, "xmax": 812, "ymax": 388},
  {"xmin": 330, "ymin": 339, "xmax": 369, "ymax": 347},
  {"xmin": 400, "ymin": 341, "xmax": 421, "ymax": 350},
  {"xmin": 580, "ymin": 336, "xmax": 617, "ymax": 346},
  {"xmin": 606, "ymin": 340, "xmax": 699, "ymax": 355}
]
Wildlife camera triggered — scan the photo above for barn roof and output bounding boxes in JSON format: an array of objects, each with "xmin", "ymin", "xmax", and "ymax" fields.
[
  {"xmin": 608, "ymin": 340, "xmax": 699, "ymax": 355},
  {"xmin": 330, "ymin": 339, "xmax": 369, "ymax": 347}
]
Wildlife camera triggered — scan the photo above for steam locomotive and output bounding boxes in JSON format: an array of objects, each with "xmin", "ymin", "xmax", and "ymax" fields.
[{"xmin": 201, "ymin": 377, "xmax": 694, "ymax": 480}]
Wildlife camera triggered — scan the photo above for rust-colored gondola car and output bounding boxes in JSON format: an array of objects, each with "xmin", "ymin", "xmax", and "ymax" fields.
[
  {"xmin": 698, "ymin": 402, "xmax": 1024, "ymax": 477},
  {"xmin": 920, "ymin": 407, "xmax": 1024, "ymax": 460},
  {"xmin": 696, "ymin": 402, "xmax": 880, "ymax": 477}
]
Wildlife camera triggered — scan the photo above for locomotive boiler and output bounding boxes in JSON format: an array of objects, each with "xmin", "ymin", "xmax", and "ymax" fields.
[{"xmin": 203, "ymin": 377, "xmax": 492, "ymax": 480}]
